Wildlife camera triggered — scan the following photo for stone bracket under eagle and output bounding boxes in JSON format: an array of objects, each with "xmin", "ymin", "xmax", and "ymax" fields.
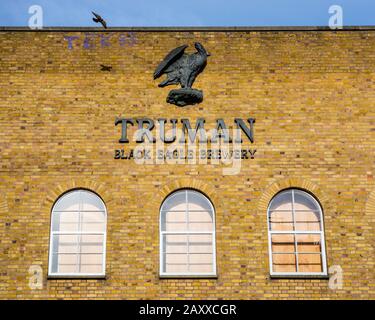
[{"xmin": 153, "ymin": 42, "xmax": 210, "ymax": 107}]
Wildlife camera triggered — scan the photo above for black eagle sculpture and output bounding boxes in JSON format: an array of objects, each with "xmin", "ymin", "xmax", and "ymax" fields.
[{"xmin": 153, "ymin": 42, "xmax": 210, "ymax": 107}]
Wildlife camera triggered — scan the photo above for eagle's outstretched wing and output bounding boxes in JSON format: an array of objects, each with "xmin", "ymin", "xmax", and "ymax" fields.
[{"xmin": 153, "ymin": 45, "xmax": 188, "ymax": 79}]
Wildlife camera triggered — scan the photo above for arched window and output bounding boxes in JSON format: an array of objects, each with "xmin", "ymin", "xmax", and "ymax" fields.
[
  {"xmin": 48, "ymin": 189, "xmax": 107, "ymax": 277},
  {"xmin": 267, "ymin": 189, "xmax": 327, "ymax": 276},
  {"xmin": 160, "ymin": 189, "xmax": 216, "ymax": 277}
]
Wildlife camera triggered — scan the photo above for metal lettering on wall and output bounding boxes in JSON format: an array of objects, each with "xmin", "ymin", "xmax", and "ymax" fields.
[
  {"xmin": 115, "ymin": 118, "xmax": 255, "ymax": 143},
  {"xmin": 114, "ymin": 117, "xmax": 257, "ymax": 170}
]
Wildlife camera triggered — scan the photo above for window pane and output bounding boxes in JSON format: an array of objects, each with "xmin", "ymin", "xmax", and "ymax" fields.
[
  {"xmin": 79, "ymin": 254, "xmax": 103, "ymax": 273},
  {"xmin": 53, "ymin": 253, "xmax": 77, "ymax": 274},
  {"xmin": 161, "ymin": 191, "xmax": 187, "ymax": 212},
  {"xmin": 296, "ymin": 234, "xmax": 322, "ymax": 253},
  {"xmin": 161, "ymin": 233, "xmax": 214, "ymax": 275},
  {"xmin": 162, "ymin": 211, "xmax": 186, "ymax": 232},
  {"xmin": 79, "ymin": 234, "xmax": 104, "ymax": 254},
  {"xmin": 163, "ymin": 231, "xmax": 188, "ymax": 273},
  {"xmin": 271, "ymin": 234, "xmax": 295, "ymax": 253},
  {"xmin": 188, "ymin": 211, "xmax": 213, "ymax": 231},
  {"xmin": 189, "ymin": 243, "xmax": 212, "ymax": 253},
  {"xmin": 189, "ymin": 252, "xmax": 213, "ymax": 273},
  {"xmin": 189, "ymin": 234, "xmax": 213, "ymax": 253},
  {"xmin": 272, "ymin": 253, "xmax": 296, "ymax": 272},
  {"xmin": 81, "ymin": 190, "xmax": 106, "ymax": 211},
  {"xmin": 188, "ymin": 210, "xmax": 213, "ymax": 223},
  {"xmin": 298, "ymin": 254, "xmax": 323, "ymax": 273},
  {"xmin": 165, "ymin": 222, "xmax": 188, "ymax": 232},
  {"xmin": 52, "ymin": 211, "xmax": 79, "ymax": 232},
  {"xmin": 295, "ymin": 211, "xmax": 321, "ymax": 231},
  {"xmin": 52, "ymin": 234, "xmax": 78, "ymax": 254},
  {"xmin": 189, "ymin": 253, "xmax": 212, "ymax": 264},
  {"xmin": 165, "ymin": 210, "xmax": 186, "ymax": 222},
  {"xmin": 81, "ymin": 212, "xmax": 106, "ymax": 232},
  {"xmin": 166, "ymin": 253, "xmax": 188, "ymax": 264},
  {"xmin": 269, "ymin": 190, "xmax": 293, "ymax": 211},
  {"xmin": 294, "ymin": 190, "xmax": 319, "ymax": 211},
  {"xmin": 187, "ymin": 191, "xmax": 212, "ymax": 211},
  {"xmin": 189, "ymin": 264, "xmax": 213, "ymax": 273},
  {"xmin": 269, "ymin": 211, "xmax": 293, "ymax": 231},
  {"xmin": 163, "ymin": 234, "xmax": 188, "ymax": 254},
  {"xmin": 296, "ymin": 234, "xmax": 324, "ymax": 270},
  {"xmin": 53, "ymin": 192, "xmax": 80, "ymax": 211},
  {"xmin": 51, "ymin": 235, "xmax": 104, "ymax": 274},
  {"xmin": 165, "ymin": 261, "xmax": 189, "ymax": 273}
]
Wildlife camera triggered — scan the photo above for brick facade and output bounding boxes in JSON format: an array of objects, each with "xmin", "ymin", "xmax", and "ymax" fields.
[{"xmin": 0, "ymin": 28, "xmax": 374, "ymax": 299}]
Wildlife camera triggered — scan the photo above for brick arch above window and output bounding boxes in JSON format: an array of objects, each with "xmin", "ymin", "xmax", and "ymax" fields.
[
  {"xmin": 41, "ymin": 179, "xmax": 115, "ymax": 214},
  {"xmin": 0, "ymin": 194, "xmax": 8, "ymax": 215},
  {"xmin": 257, "ymin": 178, "xmax": 333, "ymax": 214},
  {"xmin": 149, "ymin": 178, "xmax": 223, "ymax": 213},
  {"xmin": 365, "ymin": 188, "xmax": 375, "ymax": 249},
  {"xmin": 365, "ymin": 188, "xmax": 375, "ymax": 216}
]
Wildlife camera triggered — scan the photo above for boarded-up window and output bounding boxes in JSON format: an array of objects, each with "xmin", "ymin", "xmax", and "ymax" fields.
[
  {"xmin": 268, "ymin": 189, "xmax": 327, "ymax": 276},
  {"xmin": 49, "ymin": 190, "xmax": 107, "ymax": 277},
  {"xmin": 160, "ymin": 189, "xmax": 216, "ymax": 277}
]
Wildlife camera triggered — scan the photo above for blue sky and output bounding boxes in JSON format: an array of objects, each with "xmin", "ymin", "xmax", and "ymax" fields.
[{"xmin": 0, "ymin": 0, "xmax": 373, "ymax": 27}]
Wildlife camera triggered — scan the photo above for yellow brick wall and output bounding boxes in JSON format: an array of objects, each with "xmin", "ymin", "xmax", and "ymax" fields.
[{"xmin": 0, "ymin": 29, "xmax": 374, "ymax": 299}]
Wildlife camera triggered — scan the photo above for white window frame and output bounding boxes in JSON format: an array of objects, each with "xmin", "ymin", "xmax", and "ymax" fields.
[
  {"xmin": 48, "ymin": 189, "xmax": 107, "ymax": 278},
  {"xmin": 159, "ymin": 189, "xmax": 217, "ymax": 278},
  {"xmin": 267, "ymin": 189, "xmax": 328, "ymax": 277}
]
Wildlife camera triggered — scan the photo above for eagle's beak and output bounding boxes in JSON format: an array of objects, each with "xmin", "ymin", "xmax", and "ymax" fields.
[{"xmin": 207, "ymin": 52, "xmax": 211, "ymax": 56}]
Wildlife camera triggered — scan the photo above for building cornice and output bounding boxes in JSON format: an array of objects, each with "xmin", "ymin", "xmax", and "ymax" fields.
[{"xmin": 0, "ymin": 26, "xmax": 375, "ymax": 32}]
